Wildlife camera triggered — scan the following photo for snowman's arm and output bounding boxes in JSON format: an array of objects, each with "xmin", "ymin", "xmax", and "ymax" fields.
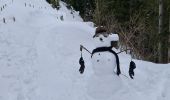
[
  {"xmin": 80, "ymin": 45, "xmax": 92, "ymax": 55},
  {"xmin": 116, "ymin": 49, "xmax": 131, "ymax": 54}
]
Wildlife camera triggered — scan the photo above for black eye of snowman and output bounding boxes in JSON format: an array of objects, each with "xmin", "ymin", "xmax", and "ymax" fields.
[{"xmin": 100, "ymin": 38, "xmax": 103, "ymax": 42}]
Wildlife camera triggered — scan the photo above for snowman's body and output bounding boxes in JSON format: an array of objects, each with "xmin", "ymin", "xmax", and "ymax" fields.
[
  {"xmin": 92, "ymin": 33, "xmax": 119, "ymax": 76},
  {"xmin": 92, "ymin": 51, "xmax": 116, "ymax": 76},
  {"xmin": 87, "ymin": 33, "xmax": 122, "ymax": 100}
]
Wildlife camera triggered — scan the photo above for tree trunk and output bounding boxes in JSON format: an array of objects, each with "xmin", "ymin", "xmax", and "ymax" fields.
[
  {"xmin": 158, "ymin": 0, "xmax": 169, "ymax": 63},
  {"xmin": 159, "ymin": 0, "xmax": 163, "ymax": 34},
  {"xmin": 95, "ymin": 0, "xmax": 101, "ymax": 25},
  {"xmin": 168, "ymin": 11, "xmax": 170, "ymax": 62}
]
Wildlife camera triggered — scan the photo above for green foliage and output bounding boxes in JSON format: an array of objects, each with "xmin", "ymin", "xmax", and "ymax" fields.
[
  {"xmin": 46, "ymin": 0, "xmax": 60, "ymax": 9},
  {"xmin": 92, "ymin": 0, "xmax": 167, "ymax": 62},
  {"xmin": 63, "ymin": 0, "xmax": 95, "ymax": 21}
]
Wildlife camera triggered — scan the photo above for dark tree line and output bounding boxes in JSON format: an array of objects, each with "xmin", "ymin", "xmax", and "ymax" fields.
[
  {"xmin": 46, "ymin": 0, "xmax": 60, "ymax": 9},
  {"xmin": 48, "ymin": 0, "xmax": 170, "ymax": 63},
  {"xmin": 62, "ymin": 0, "xmax": 95, "ymax": 21}
]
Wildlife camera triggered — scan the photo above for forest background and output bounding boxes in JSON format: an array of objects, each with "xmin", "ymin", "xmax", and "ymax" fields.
[{"xmin": 47, "ymin": 0, "xmax": 170, "ymax": 63}]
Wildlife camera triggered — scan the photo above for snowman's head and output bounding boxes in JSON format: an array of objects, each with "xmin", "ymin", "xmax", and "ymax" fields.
[
  {"xmin": 93, "ymin": 32, "xmax": 113, "ymax": 47},
  {"xmin": 93, "ymin": 26, "xmax": 119, "ymax": 47},
  {"xmin": 93, "ymin": 27, "xmax": 111, "ymax": 47}
]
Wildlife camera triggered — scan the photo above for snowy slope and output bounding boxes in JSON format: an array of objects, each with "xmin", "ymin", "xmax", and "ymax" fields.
[{"xmin": 0, "ymin": 0, "xmax": 170, "ymax": 100}]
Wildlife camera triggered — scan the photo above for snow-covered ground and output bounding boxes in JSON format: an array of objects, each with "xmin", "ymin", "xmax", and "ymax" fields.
[{"xmin": 0, "ymin": 0, "xmax": 170, "ymax": 100}]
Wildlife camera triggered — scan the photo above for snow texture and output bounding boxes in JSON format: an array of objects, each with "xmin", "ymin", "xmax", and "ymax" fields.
[{"xmin": 0, "ymin": 0, "xmax": 170, "ymax": 100}]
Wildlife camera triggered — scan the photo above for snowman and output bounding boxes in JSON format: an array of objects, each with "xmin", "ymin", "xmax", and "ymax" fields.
[
  {"xmin": 91, "ymin": 26, "xmax": 121, "ymax": 76},
  {"xmin": 86, "ymin": 26, "xmax": 123, "ymax": 100},
  {"xmin": 79, "ymin": 26, "xmax": 136, "ymax": 100}
]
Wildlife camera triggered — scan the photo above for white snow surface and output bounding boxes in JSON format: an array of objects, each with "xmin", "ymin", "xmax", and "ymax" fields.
[{"xmin": 0, "ymin": 0, "xmax": 170, "ymax": 100}]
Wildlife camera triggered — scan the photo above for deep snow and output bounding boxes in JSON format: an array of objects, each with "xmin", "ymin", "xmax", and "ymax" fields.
[{"xmin": 0, "ymin": 0, "xmax": 170, "ymax": 100}]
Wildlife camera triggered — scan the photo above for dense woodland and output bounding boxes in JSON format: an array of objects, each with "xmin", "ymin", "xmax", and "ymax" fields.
[
  {"xmin": 47, "ymin": 0, "xmax": 170, "ymax": 63},
  {"xmin": 46, "ymin": 0, "xmax": 60, "ymax": 9}
]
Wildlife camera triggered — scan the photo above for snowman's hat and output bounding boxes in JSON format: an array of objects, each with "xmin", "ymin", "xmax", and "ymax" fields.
[{"xmin": 93, "ymin": 26, "xmax": 108, "ymax": 38}]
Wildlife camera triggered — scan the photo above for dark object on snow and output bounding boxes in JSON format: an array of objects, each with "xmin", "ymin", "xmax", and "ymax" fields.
[
  {"xmin": 93, "ymin": 26, "xmax": 107, "ymax": 38},
  {"xmin": 79, "ymin": 57, "xmax": 85, "ymax": 74},
  {"xmin": 129, "ymin": 61, "xmax": 136, "ymax": 79},
  {"xmin": 91, "ymin": 46, "xmax": 121, "ymax": 76},
  {"xmin": 79, "ymin": 45, "xmax": 86, "ymax": 74}
]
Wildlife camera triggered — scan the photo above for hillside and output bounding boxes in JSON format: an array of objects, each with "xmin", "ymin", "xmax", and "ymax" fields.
[{"xmin": 0, "ymin": 0, "xmax": 170, "ymax": 100}]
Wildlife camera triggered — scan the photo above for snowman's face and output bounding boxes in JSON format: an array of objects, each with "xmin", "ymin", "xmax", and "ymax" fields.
[{"xmin": 93, "ymin": 32, "xmax": 112, "ymax": 47}]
